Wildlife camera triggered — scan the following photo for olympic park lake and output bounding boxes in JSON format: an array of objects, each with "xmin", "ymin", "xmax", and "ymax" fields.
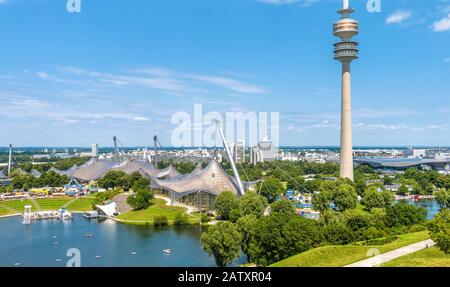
[
  {"xmin": 0, "ymin": 199, "xmax": 440, "ymax": 267},
  {"xmin": 0, "ymin": 214, "xmax": 246, "ymax": 267}
]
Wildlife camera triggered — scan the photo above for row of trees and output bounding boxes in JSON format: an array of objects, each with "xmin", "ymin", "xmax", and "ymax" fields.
[
  {"xmin": 202, "ymin": 191, "xmax": 429, "ymax": 266},
  {"xmin": 8, "ymin": 171, "xmax": 70, "ymax": 190}
]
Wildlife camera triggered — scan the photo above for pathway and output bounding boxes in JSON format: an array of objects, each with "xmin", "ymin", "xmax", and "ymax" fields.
[
  {"xmin": 345, "ymin": 239, "xmax": 435, "ymax": 267},
  {"xmin": 154, "ymin": 195, "xmax": 198, "ymax": 215}
]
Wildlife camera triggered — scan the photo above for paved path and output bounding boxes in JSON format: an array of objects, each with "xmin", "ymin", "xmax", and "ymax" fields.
[
  {"xmin": 154, "ymin": 195, "xmax": 198, "ymax": 215},
  {"xmin": 345, "ymin": 239, "xmax": 435, "ymax": 267}
]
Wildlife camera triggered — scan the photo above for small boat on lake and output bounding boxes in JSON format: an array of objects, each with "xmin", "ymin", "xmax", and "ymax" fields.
[{"xmin": 163, "ymin": 249, "xmax": 171, "ymax": 254}]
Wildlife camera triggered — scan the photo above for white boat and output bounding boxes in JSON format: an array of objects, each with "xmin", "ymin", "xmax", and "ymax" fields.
[{"xmin": 163, "ymin": 249, "xmax": 171, "ymax": 254}]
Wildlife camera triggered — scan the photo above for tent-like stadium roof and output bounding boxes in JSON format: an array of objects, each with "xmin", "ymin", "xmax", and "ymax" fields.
[
  {"xmin": 0, "ymin": 169, "xmax": 6, "ymax": 179},
  {"xmin": 112, "ymin": 159, "xmax": 155, "ymax": 175},
  {"xmin": 50, "ymin": 164, "xmax": 79, "ymax": 177},
  {"xmin": 141, "ymin": 164, "xmax": 183, "ymax": 180},
  {"xmin": 71, "ymin": 159, "xmax": 117, "ymax": 181},
  {"xmin": 152, "ymin": 160, "xmax": 240, "ymax": 197}
]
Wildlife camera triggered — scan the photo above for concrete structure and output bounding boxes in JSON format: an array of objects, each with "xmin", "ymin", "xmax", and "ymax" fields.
[
  {"xmin": 91, "ymin": 144, "xmax": 99, "ymax": 157},
  {"xmin": 333, "ymin": 0, "xmax": 359, "ymax": 181}
]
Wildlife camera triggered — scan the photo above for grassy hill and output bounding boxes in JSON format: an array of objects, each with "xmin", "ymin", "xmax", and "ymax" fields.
[
  {"xmin": 382, "ymin": 247, "xmax": 450, "ymax": 267},
  {"xmin": 271, "ymin": 231, "xmax": 430, "ymax": 267}
]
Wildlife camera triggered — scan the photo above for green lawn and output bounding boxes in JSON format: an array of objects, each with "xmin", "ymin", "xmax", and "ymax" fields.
[
  {"xmin": 382, "ymin": 247, "xmax": 450, "ymax": 267},
  {"xmin": 271, "ymin": 231, "xmax": 430, "ymax": 267},
  {"xmin": 65, "ymin": 197, "xmax": 95, "ymax": 212},
  {"xmin": 116, "ymin": 198, "xmax": 199, "ymax": 225},
  {"xmin": 0, "ymin": 197, "xmax": 95, "ymax": 216}
]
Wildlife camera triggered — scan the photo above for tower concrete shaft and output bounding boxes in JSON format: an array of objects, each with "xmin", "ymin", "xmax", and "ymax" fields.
[{"xmin": 340, "ymin": 62, "xmax": 353, "ymax": 181}]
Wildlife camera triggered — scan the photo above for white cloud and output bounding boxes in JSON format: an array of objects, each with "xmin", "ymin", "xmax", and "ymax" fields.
[
  {"xmin": 386, "ymin": 10, "xmax": 412, "ymax": 24},
  {"xmin": 444, "ymin": 57, "xmax": 450, "ymax": 63},
  {"xmin": 432, "ymin": 13, "xmax": 450, "ymax": 32}
]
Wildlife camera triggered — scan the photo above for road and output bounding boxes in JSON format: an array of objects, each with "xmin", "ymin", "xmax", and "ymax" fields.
[{"xmin": 345, "ymin": 239, "xmax": 435, "ymax": 267}]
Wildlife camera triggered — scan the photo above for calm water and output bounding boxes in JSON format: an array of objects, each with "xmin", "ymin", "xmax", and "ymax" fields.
[
  {"xmin": 0, "ymin": 215, "xmax": 246, "ymax": 267},
  {"xmin": 396, "ymin": 199, "xmax": 440, "ymax": 220}
]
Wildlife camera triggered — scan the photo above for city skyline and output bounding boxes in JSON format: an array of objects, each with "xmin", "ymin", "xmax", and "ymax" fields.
[{"xmin": 0, "ymin": 0, "xmax": 449, "ymax": 147}]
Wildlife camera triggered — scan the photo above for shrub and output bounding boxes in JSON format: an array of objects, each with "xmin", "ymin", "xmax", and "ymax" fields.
[
  {"xmin": 174, "ymin": 213, "xmax": 190, "ymax": 226},
  {"xmin": 323, "ymin": 223, "xmax": 355, "ymax": 245},
  {"xmin": 154, "ymin": 216, "xmax": 169, "ymax": 227},
  {"xmin": 201, "ymin": 213, "xmax": 211, "ymax": 223}
]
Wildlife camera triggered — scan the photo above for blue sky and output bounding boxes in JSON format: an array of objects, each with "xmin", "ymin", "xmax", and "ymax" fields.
[{"xmin": 0, "ymin": 0, "xmax": 449, "ymax": 147}]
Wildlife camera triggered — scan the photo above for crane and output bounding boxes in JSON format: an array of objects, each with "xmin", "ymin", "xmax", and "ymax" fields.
[
  {"xmin": 215, "ymin": 120, "xmax": 245, "ymax": 196},
  {"xmin": 153, "ymin": 135, "xmax": 162, "ymax": 168}
]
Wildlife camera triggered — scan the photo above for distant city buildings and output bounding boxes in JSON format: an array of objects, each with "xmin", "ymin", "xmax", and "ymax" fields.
[
  {"xmin": 258, "ymin": 139, "xmax": 277, "ymax": 162},
  {"xmin": 232, "ymin": 140, "xmax": 245, "ymax": 163},
  {"xmin": 250, "ymin": 146, "xmax": 263, "ymax": 166},
  {"xmin": 91, "ymin": 144, "xmax": 99, "ymax": 157}
]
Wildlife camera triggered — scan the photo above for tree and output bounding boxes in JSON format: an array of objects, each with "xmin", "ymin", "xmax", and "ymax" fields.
[
  {"xmin": 154, "ymin": 216, "xmax": 169, "ymax": 227},
  {"xmin": 435, "ymin": 189, "xmax": 450, "ymax": 209},
  {"xmin": 132, "ymin": 177, "xmax": 150, "ymax": 192},
  {"xmin": 238, "ymin": 191, "xmax": 268, "ymax": 218},
  {"xmin": 257, "ymin": 177, "xmax": 285, "ymax": 203},
  {"xmin": 312, "ymin": 191, "xmax": 330, "ymax": 212},
  {"xmin": 331, "ymin": 184, "xmax": 357, "ymax": 212},
  {"xmin": 341, "ymin": 209, "xmax": 372, "ymax": 232},
  {"xmin": 200, "ymin": 222, "xmax": 242, "ymax": 267},
  {"xmin": 385, "ymin": 202, "xmax": 428, "ymax": 227},
  {"xmin": 397, "ymin": 184, "xmax": 409, "ymax": 196},
  {"xmin": 428, "ymin": 209, "xmax": 450, "ymax": 254},
  {"xmin": 248, "ymin": 213, "xmax": 323, "ymax": 266},
  {"xmin": 215, "ymin": 191, "xmax": 239, "ymax": 220},
  {"xmin": 236, "ymin": 215, "xmax": 258, "ymax": 261},
  {"xmin": 127, "ymin": 188, "xmax": 154, "ymax": 210},
  {"xmin": 362, "ymin": 186, "xmax": 393, "ymax": 210},
  {"xmin": 270, "ymin": 199, "xmax": 296, "ymax": 216},
  {"xmin": 323, "ymin": 223, "xmax": 355, "ymax": 245}
]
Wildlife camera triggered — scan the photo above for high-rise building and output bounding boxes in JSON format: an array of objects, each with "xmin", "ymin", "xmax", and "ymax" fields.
[
  {"xmin": 91, "ymin": 143, "xmax": 99, "ymax": 157},
  {"xmin": 250, "ymin": 146, "xmax": 263, "ymax": 166},
  {"xmin": 333, "ymin": 0, "xmax": 359, "ymax": 181},
  {"xmin": 233, "ymin": 140, "xmax": 245, "ymax": 163}
]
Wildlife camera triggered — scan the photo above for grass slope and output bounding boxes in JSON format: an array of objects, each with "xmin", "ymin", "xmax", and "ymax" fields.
[
  {"xmin": 116, "ymin": 198, "xmax": 199, "ymax": 225},
  {"xmin": 382, "ymin": 247, "xmax": 450, "ymax": 267},
  {"xmin": 271, "ymin": 231, "xmax": 430, "ymax": 267}
]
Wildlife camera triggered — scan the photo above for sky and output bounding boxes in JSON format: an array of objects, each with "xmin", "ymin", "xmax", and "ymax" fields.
[{"xmin": 0, "ymin": 0, "xmax": 449, "ymax": 147}]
